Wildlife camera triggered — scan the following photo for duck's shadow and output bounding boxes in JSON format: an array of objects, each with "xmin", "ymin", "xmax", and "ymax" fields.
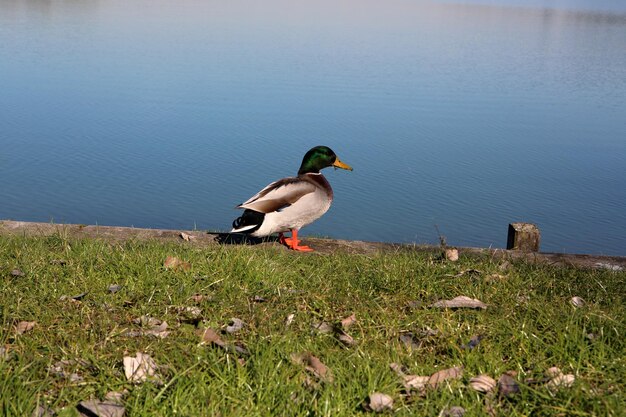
[{"xmin": 213, "ymin": 232, "xmax": 279, "ymax": 246}]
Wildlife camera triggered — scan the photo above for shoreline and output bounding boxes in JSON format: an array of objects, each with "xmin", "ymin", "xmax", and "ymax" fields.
[{"xmin": 1, "ymin": 219, "xmax": 624, "ymax": 271}]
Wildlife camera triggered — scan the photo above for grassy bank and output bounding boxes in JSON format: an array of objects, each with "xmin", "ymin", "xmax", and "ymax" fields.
[{"xmin": 1, "ymin": 234, "xmax": 624, "ymax": 416}]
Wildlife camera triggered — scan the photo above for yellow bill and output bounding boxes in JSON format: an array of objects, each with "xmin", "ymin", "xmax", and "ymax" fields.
[{"xmin": 333, "ymin": 158, "xmax": 353, "ymax": 171}]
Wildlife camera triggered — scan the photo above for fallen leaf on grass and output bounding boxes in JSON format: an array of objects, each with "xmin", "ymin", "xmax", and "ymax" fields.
[
  {"xmin": 445, "ymin": 248, "xmax": 459, "ymax": 261},
  {"xmin": 291, "ymin": 352, "xmax": 333, "ymax": 383},
  {"xmin": 428, "ymin": 366, "xmax": 464, "ymax": 388},
  {"xmin": 547, "ymin": 373, "xmax": 575, "ymax": 389},
  {"xmin": 312, "ymin": 321, "xmax": 356, "ymax": 346},
  {"xmin": 180, "ymin": 232, "xmax": 196, "ymax": 242},
  {"xmin": 390, "ymin": 364, "xmax": 430, "ymax": 391},
  {"xmin": 337, "ymin": 332, "xmax": 355, "ymax": 346},
  {"xmin": 11, "ymin": 269, "xmax": 25, "ymax": 277},
  {"xmin": 440, "ymin": 406, "xmax": 465, "ymax": 417},
  {"xmin": 340, "ymin": 313, "xmax": 357, "ymax": 329},
  {"xmin": 285, "ymin": 313, "xmax": 295, "ymax": 327},
  {"xmin": 77, "ymin": 399, "xmax": 125, "ymax": 417},
  {"xmin": 497, "ymin": 374, "xmax": 520, "ymax": 398},
  {"xmin": 469, "ymin": 374, "xmax": 496, "ymax": 393},
  {"xmin": 545, "ymin": 367, "xmax": 562, "ymax": 378},
  {"xmin": 225, "ymin": 318, "xmax": 245, "ymax": 334},
  {"xmin": 198, "ymin": 327, "xmax": 226, "ymax": 347},
  {"xmin": 197, "ymin": 327, "xmax": 249, "ymax": 355},
  {"xmin": 570, "ymin": 296, "xmax": 585, "ymax": 307},
  {"xmin": 163, "ymin": 256, "xmax": 191, "ymax": 271},
  {"xmin": 108, "ymin": 284, "xmax": 122, "ymax": 294},
  {"xmin": 366, "ymin": 392, "xmax": 393, "ymax": 412},
  {"xmin": 545, "ymin": 368, "xmax": 575, "ymax": 389},
  {"xmin": 311, "ymin": 322, "xmax": 333, "ymax": 334},
  {"xmin": 126, "ymin": 317, "xmax": 170, "ymax": 339},
  {"xmin": 171, "ymin": 306, "xmax": 202, "ymax": 322},
  {"xmin": 405, "ymin": 375, "xmax": 430, "ymax": 391},
  {"xmin": 189, "ymin": 294, "xmax": 211, "ymax": 303},
  {"xmin": 430, "ymin": 296, "xmax": 487, "ymax": 310},
  {"xmin": 60, "ymin": 292, "xmax": 88, "ymax": 301},
  {"xmin": 16, "ymin": 321, "xmax": 36, "ymax": 335},
  {"xmin": 123, "ymin": 352, "xmax": 160, "ymax": 384}
]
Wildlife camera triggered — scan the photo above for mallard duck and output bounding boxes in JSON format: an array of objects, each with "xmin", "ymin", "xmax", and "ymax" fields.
[{"xmin": 231, "ymin": 146, "xmax": 353, "ymax": 251}]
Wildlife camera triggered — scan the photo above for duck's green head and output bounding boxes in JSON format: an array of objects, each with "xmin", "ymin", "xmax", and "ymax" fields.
[{"xmin": 298, "ymin": 146, "xmax": 353, "ymax": 175}]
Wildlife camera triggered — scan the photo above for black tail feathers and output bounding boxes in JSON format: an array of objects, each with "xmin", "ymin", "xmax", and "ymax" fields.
[{"xmin": 231, "ymin": 209, "xmax": 265, "ymax": 234}]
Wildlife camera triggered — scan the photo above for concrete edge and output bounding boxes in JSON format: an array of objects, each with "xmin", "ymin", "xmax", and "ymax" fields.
[{"xmin": 1, "ymin": 220, "xmax": 624, "ymax": 271}]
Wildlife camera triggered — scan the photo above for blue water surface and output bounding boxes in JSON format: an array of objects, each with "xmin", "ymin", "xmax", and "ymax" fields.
[{"xmin": 1, "ymin": 0, "xmax": 625, "ymax": 255}]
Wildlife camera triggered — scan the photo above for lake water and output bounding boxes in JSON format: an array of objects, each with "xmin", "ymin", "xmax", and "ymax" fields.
[{"xmin": 1, "ymin": 0, "xmax": 625, "ymax": 256}]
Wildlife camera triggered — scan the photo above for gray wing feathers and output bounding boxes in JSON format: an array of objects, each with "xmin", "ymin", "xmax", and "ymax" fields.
[{"xmin": 238, "ymin": 177, "xmax": 316, "ymax": 214}]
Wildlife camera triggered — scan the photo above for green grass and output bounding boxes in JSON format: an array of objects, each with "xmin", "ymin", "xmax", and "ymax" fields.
[{"xmin": 1, "ymin": 234, "xmax": 624, "ymax": 416}]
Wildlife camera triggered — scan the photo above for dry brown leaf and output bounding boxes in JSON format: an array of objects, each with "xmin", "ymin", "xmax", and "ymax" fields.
[
  {"xmin": 163, "ymin": 256, "xmax": 191, "ymax": 271},
  {"xmin": 180, "ymin": 232, "xmax": 196, "ymax": 242},
  {"xmin": 197, "ymin": 327, "xmax": 249, "ymax": 355},
  {"xmin": 133, "ymin": 316, "xmax": 161, "ymax": 327},
  {"xmin": 77, "ymin": 399, "xmax": 125, "ymax": 417},
  {"xmin": 291, "ymin": 352, "xmax": 333, "ymax": 382},
  {"xmin": 445, "ymin": 248, "xmax": 459, "ymax": 261},
  {"xmin": 428, "ymin": 366, "xmax": 463, "ymax": 388},
  {"xmin": 144, "ymin": 322, "xmax": 170, "ymax": 339},
  {"xmin": 198, "ymin": 328, "xmax": 226, "ymax": 347},
  {"xmin": 570, "ymin": 296, "xmax": 585, "ymax": 307},
  {"xmin": 108, "ymin": 284, "xmax": 122, "ymax": 294},
  {"xmin": 469, "ymin": 374, "xmax": 496, "ymax": 393},
  {"xmin": 340, "ymin": 313, "xmax": 357, "ymax": 329},
  {"xmin": 547, "ymin": 373, "xmax": 575, "ymax": 389},
  {"xmin": 11, "ymin": 269, "xmax": 25, "ymax": 277},
  {"xmin": 389, "ymin": 363, "xmax": 408, "ymax": 377},
  {"xmin": 545, "ymin": 367, "xmax": 562, "ymax": 378},
  {"xmin": 173, "ymin": 306, "xmax": 202, "ymax": 321},
  {"xmin": 367, "ymin": 392, "xmax": 393, "ymax": 412},
  {"xmin": 225, "ymin": 318, "xmax": 245, "ymax": 334},
  {"xmin": 389, "ymin": 363, "xmax": 429, "ymax": 391},
  {"xmin": 126, "ymin": 316, "xmax": 170, "ymax": 338},
  {"xmin": 337, "ymin": 332, "xmax": 355, "ymax": 346},
  {"xmin": 497, "ymin": 374, "xmax": 520, "ymax": 397},
  {"xmin": 311, "ymin": 321, "xmax": 333, "ymax": 334},
  {"xmin": 405, "ymin": 375, "xmax": 430, "ymax": 390},
  {"xmin": 189, "ymin": 294, "xmax": 210, "ymax": 303},
  {"xmin": 441, "ymin": 406, "xmax": 465, "ymax": 417},
  {"xmin": 430, "ymin": 296, "xmax": 487, "ymax": 310},
  {"xmin": 16, "ymin": 321, "xmax": 36, "ymax": 335},
  {"xmin": 123, "ymin": 352, "xmax": 159, "ymax": 384}
]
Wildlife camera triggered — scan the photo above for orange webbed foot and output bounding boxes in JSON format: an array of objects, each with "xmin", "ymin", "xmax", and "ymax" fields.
[{"xmin": 279, "ymin": 230, "xmax": 314, "ymax": 252}]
